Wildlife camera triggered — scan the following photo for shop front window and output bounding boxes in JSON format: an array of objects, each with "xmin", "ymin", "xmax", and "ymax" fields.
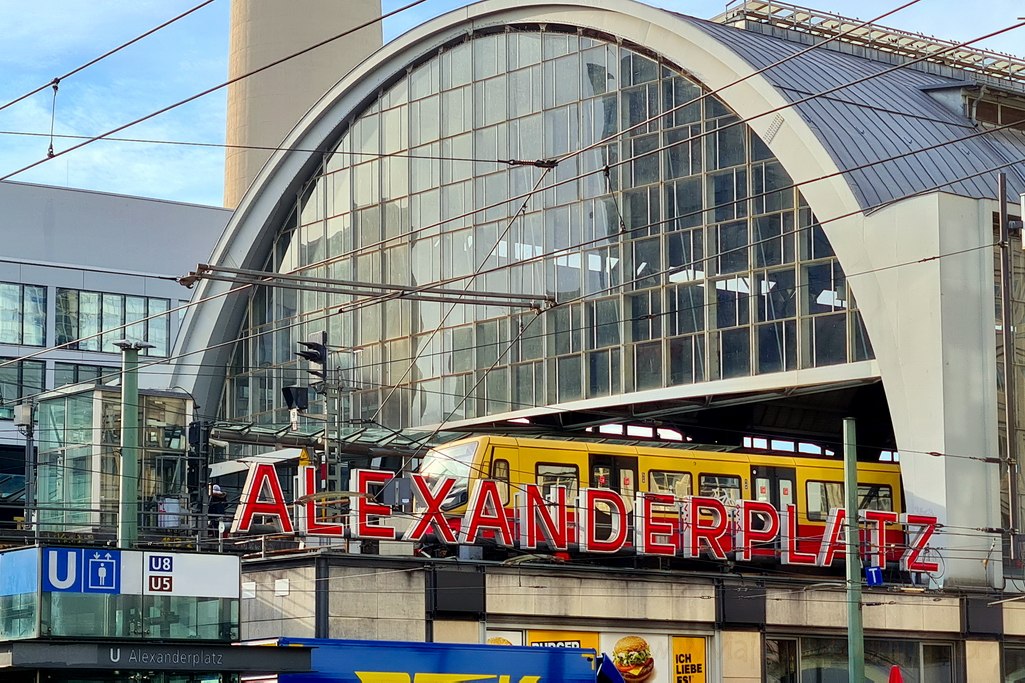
[{"xmin": 766, "ymin": 636, "xmax": 954, "ymax": 683}]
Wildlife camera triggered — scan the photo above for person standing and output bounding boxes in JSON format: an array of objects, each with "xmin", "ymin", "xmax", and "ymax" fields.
[{"xmin": 208, "ymin": 484, "xmax": 228, "ymax": 533}]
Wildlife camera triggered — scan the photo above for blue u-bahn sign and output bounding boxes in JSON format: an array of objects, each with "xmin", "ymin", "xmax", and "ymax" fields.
[{"xmin": 42, "ymin": 548, "xmax": 122, "ymax": 594}]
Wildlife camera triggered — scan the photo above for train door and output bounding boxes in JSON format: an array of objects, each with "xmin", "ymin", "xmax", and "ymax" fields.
[
  {"xmin": 750, "ymin": 465, "xmax": 796, "ymax": 510},
  {"xmin": 589, "ymin": 454, "xmax": 638, "ymax": 538}
]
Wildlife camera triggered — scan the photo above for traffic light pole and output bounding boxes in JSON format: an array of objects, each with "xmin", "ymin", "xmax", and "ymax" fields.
[{"xmin": 844, "ymin": 417, "xmax": 865, "ymax": 682}]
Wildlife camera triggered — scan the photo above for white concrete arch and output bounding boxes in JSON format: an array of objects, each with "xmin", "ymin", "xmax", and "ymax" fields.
[{"xmin": 170, "ymin": 0, "xmax": 1002, "ymax": 586}]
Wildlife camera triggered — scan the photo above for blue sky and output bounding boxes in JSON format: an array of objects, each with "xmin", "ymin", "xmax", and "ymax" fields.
[{"xmin": 0, "ymin": 0, "xmax": 1021, "ymax": 207}]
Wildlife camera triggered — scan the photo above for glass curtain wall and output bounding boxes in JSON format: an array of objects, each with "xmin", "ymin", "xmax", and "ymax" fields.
[
  {"xmin": 36, "ymin": 390, "xmax": 190, "ymax": 536},
  {"xmin": 0, "ymin": 282, "xmax": 46, "ymax": 346},
  {"xmin": 36, "ymin": 392, "xmax": 97, "ymax": 532},
  {"xmin": 224, "ymin": 28, "xmax": 873, "ymax": 430},
  {"xmin": 55, "ymin": 289, "xmax": 171, "ymax": 357}
]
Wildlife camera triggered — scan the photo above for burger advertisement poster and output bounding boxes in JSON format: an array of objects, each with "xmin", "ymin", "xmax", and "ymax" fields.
[
  {"xmin": 488, "ymin": 630, "xmax": 706, "ymax": 682},
  {"xmin": 604, "ymin": 633, "xmax": 663, "ymax": 683},
  {"xmin": 602, "ymin": 634, "xmax": 707, "ymax": 683}
]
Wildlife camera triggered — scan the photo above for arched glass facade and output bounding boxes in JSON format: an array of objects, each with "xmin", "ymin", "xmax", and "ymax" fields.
[{"xmin": 224, "ymin": 28, "xmax": 874, "ymax": 429}]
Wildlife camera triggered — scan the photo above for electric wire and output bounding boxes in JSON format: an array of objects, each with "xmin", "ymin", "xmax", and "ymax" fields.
[
  {"xmin": 0, "ymin": 0, "xmax": 217, "ymax": 117},
  {"xmin": 0, "ymin": 0, "xmax": 433, "ymax": 184},
  {"xmin": 4, "ymin": 146, "xmax": 1020, "ymax": 473},
  {"xmin": 0, "ymin": 129, "xmax": 517, "ymax": 166},
  {"xmin": 0, "ymin": 5, "xmax": 1016, "ymax": 553},
  {"xmin": 239, "ymin": 25, "xmax": 1025, "ymax": 289}
]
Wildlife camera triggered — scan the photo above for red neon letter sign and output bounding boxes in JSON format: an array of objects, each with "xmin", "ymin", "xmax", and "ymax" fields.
[
  {"xmin": 816, "ymin": 508, "xmax": 847, "ymax": 567},
  {"xmin": 577, "ymin": 488, "xmax": 628, "ymax": 553},
  {"xmin": 403, "ymin": 474, "xmax": 458, "ymax": 544},
  {"xmin": 780, "ymin": 503, "xmax": 817, "ymax": 565},
  {"xmin": 516, "ymin": 484, "xmax": 569, "ymax": 551},
  {"xmin": 635, "ymin": 493, "xmax": 676, "ymax": 556},
  {"xmin": 861, "ymin": 509, "xmax": 899, "ymax": 568},
  {"xmin": 349, "ymin": 469, "xmax": 398, "ymax": 540},
  {"xmin": 231, "ymin": 462, "xmax": 294, "ymax": 534},
  {"xmin": 299, "ymin": 466, "xmax": 343, "ymax": 536},
  {"xmin": 734, "ymin": 500, "xmax": 780, "ymax": 562},
  {"xmin": 900, "ymin": 514, "xmax": 939, "ymax": 573},
  {"xmin": 460, "ymin": 480, "xmax": 514, "ymax": 547},
  {"xmin": 683, "ymin": 496, "xmax": 729, "ymax": 560}
]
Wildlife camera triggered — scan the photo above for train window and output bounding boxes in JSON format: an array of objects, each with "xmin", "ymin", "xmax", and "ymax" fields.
[
  {"xmin": 492, "ymin": 459, "xmax": 510, "ymax": 505},
  {"xmin": 649, "ymin": 471, "xmax": 692, "ymax": 498},
  {"xmin": 536, "ymin": 463, "xmax": 579, "ymax": 500},
  {"xmin": 806, "ymin": 482, "xmax": 894, "ymax": 521},
  {"xmin": 699, "ymin": 474, "xmax": 741, "ymax": 504},
  {"xmin": 858, "ymin": 484, "xmax": 893, "ymax": 513}
]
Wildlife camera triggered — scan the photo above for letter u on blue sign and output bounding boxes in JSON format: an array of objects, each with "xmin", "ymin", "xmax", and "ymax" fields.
[{"xmin": 43, "ymin": 549, "xmax": 81, "ymax": 592}]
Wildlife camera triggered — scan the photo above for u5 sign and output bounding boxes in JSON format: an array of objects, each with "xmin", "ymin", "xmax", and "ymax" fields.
[{"xmin": 39, "ymin": 548, "xmax": 240, "ymax": 599}]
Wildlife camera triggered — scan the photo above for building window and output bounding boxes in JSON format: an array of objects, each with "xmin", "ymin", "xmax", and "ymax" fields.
[
  {"xmin": 0, "ymin": 358, "xmax": 45, "ymax": 416},
  {"xmin": 767, "ymin": 636, "xmax": 952, "ymax": 682},
  {"xmin": 54, "ymin": 362, "xmax": 112, "ymax": 388},
  {"xmin": 0, "ymin": 282, "xmax": 46, "ymax": 346},
  {"xmin": 55, "ymin": 289, "xmax": 170, "ymax": 356}
]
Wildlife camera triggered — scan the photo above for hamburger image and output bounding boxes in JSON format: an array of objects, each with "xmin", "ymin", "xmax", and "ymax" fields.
[
  {"xmin": 486, "ymin": 636, "xmax": 513, "ymax": 646},
  {"xmin": 612, "ymin": 635, "xmax": 655, "ymax": 683}
]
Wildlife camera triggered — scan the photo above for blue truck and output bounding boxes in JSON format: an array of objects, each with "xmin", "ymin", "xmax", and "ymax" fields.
[{"xmin": 270, "ymin": 638, "xmax": 621, "ymax": 683}]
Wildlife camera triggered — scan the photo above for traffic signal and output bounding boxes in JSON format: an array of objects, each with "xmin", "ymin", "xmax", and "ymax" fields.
[
  {"xmin": 296, "ymin": 341, "xmax": 327, "ymax": 381},
  {"xmin": 281, "ymin": 386, "xmax": 310, "ymax": 411}
]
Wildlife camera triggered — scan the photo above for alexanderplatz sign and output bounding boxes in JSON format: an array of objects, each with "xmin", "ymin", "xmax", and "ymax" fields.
[{"xmin": 231, "ymin": 464, "xmax": 939, "ymax": 572}]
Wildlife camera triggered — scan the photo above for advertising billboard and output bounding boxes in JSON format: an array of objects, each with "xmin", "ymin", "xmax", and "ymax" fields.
[
  {"xmin": 274, "ymin": 638, "xmax": 598, "ymax": 683},
  {"xmin": 491, "ymin": 630, "xmax": 707, "ymax": 683}
]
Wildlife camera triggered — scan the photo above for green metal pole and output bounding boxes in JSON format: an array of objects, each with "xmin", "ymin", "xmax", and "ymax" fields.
[
  {"xmin": 116, "ymin": 342, "xmax": 147, "ymax": 548},
  {"xmin": 844, "ymin": 417, "xmax": 864, "ymax": 682}
]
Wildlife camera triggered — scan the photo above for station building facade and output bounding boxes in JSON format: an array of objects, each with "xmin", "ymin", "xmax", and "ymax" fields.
[
  {"xmin": 0, "ymin": 181, "xmax": 228, "ymax": 540},
  {"xmin": 166, "ymin": 0, "xmax": 1025, "ymax": 679}
]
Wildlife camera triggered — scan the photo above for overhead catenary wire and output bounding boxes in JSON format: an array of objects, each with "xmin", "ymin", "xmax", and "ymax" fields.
[
  {"xmin": 0, "ymin": 129, "xmax": 523, "ymax": 167},
  {"xmin": 0, "ymin": 0, "xmax": 433, "ymax": 185},
  {"xmin": 4, "ymin": 151, "xmax": 1020, "ymax": 471},
  {"xmin": 0, "ymin": 0, "xmax": 217, "ymax": 117},
  {"xmin": 2, "ymin": 5, "xmax": 1016, "ymax": 465},
  {"xmin": 6, "ymin": 151, "xmax": 1024, "ymax": 465}
]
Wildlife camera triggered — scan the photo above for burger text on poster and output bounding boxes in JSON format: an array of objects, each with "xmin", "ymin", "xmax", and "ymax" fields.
[{"xmin": 231, "ymin": 465, "xmax": 938, "ymax": 570}]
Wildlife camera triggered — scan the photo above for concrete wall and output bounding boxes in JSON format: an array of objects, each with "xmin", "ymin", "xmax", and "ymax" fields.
[
  {"xmin": 240, "ymin": 564, "xmax": 317, "ymax": 640},
  {"xmin": 486, "ymin": 570, "xmax": 716, "ymax": 623},
  {"xmin": 224, "ymin": 0, "xmax": 382, "ymax": 207},
  {"xmin": 966, "ymin": 640, "xmax": 1001, "ymax": 682},
  {"xmin": 721, "ymin": 631, "xmax": 760, "ymax": 683},
  {"xmin": 326, "ymin": 564, "xmax": 425, "ymax": 641},
  {"xmin": 0, "ymin": 181, "xmax": 229, "ymax": 276},
  {"xmin": 765, "ymin": 587, "xmax": 962, "ymax": 633},
  {"xmin": 826, "ymin": 192, "xmax": 1003, "ymax": 588}
]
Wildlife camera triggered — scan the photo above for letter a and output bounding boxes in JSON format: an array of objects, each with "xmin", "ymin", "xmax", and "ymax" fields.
[{"xmin": 231, "ymin": 463, "xmax": 294, "ymax": 534}]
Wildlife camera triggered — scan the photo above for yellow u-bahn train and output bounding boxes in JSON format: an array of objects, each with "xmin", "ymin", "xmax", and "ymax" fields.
[{"xmin": 416, "ymin": 434, "xmax": 904, "ymax": 563}]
